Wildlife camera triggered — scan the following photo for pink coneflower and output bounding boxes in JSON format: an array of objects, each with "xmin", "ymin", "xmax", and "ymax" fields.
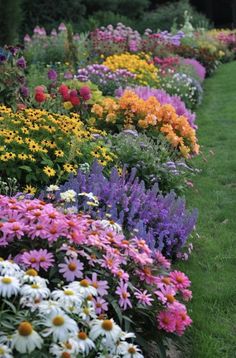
[
  {"xmin": 93, "ymin": 297, "xmax": 108, "ymax": 314},
  {"xmin": 134, "ymin": 289, "xmax": 154, "ymax": 306},
  {"xmin": 181, "ymin": 289, "xmax": 192, "ymax": 301},
  {"xmin": 115, "ymin": 281, "xmax": 132, "ymax": 310},
  {"xmin": 100, "ymin": 252, "xmax": 121, "ymax": 271},
  {"xmin": 169, "ymin": 271, "xmax": 191, "ymax": 290},
  {"xmin": 59, "ymin": 257, "xmax": 84, "ymax": 282},
  {"xmin": 154, "ymin": 251, "xmax": 171, "ymax": 269},
  {"xmin": 155, "ymin": 275, "xmax": 172, "ymax": 289},
  {"xmin": 20, "ymin": 249, "xmax": 54, "ymax": 271},
  {"xmin": 2, "ymin": 221, "xmax": 25, "ymax": 240},
  {"xmin": 86, "ymin": 273, "xmax": 108, "ymax": 296},
  {"xmin": 136, "ymin": 267, "xmax": 158, "ymax": 285},
  {"xmin": 44, "ymin": 222, "xmax": 66, "ymax": 242},
  {"xmin": 155, "ymin": 285, "xmax": 176, "ymax": 305},
  {"xmin": 111, "ymin": 268, "xmax": 129, "ymax": 282},
  {"xmin": 157, "ymin": 310, "xmax": 176, "ymax": 333}
]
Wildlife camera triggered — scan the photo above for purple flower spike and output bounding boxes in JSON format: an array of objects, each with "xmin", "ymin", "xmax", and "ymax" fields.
[
  {"xmin": 47, "ymin": 69, "xmax": 58, "ymax": 81},
  {"xmin": 16, "ymin": 56, "xmax": 27, "ymax": 69}
]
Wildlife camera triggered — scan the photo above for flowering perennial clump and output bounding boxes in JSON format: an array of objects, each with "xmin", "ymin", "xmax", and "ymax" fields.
[
  {"xmin": 0, "ymin": 195, "xmax": 192, "ymax": 353},
  {"xmin": 103, "ymin": 53, "xmax": 159, "ymax": 87},
  {"xmin": 0, "ymin": 105, "xmax": 115, "ymax": 189},
  {"xmin": 91, "ymin": 90, "xmax": 199, "ymax": 157}
]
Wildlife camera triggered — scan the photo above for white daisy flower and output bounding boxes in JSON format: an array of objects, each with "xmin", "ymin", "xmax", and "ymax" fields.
[
  {"xmin": 0, "ymin": 276, "xmax": 20, "ymax": 298},
  {"xmin": 22, "ymin": 268, "xmax": 48, "ymax": 285},
  {"xmin": 0, "ymin": 344, "xmax": 13, "ymax": 358},
  {"xmin": 51, "ymin": 287, "xmax": 82, "ymax": 306},
  {"xmin": 21, "ymin": 282, "xmax": 50, "ymax": 300},
  {"xmin": 46, "ymin": 185, "xmax": 60, "ymax": 192},
  {"xmin": 118, "ymin": 342, "xmax": 144, "ymax": 358},
  {"xmin": 41, "ymin": 312, "xmax": 78, "ymax": 342},
  {"xmin": 75, "ymin": 331, "xmax": 95, "ymax": 354},
  {"xmin": 79, "ymin": 301, "xmax": 96, "ymax": 321},
  {"xmin": 0, "ymin": 260, "xmax": 22, "ymax": 277},
  {"xmin": 12, "ymin": 321, "xmax": 43, "ymax": 354},
  {"xmin": 49, "ymin": 338, "xmax": 79, "ymax": 357},
  {"xmin": 37, "ymin": 300, "xmax": 62, "ymax": 315},
  {"xmin": 89, "ymin": 319, "xmax": 122, "ymax": 345},
  {"xmin": 69, "ymin": 279, "xmax": 97, "ymax": 298},
  {"xmin": 98, "ymin": 219, "xmax": 123, "ymax": 234},
  {"xmin": 19, "ymin": 296, "xmax": 42, "ymax": 311}
]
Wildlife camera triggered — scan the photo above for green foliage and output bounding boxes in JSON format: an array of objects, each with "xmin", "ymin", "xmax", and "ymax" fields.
[
  {"xmin": 138, "ymin": 0, "xmax": 211, "ymax": 32},
  {"xmin": 0, "ymin": 0, "xmax": 23, "ymax": 45}
]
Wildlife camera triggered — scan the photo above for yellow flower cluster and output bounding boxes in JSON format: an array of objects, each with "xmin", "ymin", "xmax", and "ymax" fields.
[
  {"xmin": 103, "ymin": 53, "xmax": 159, "ymax": 86},
  {"xmin": 91, "ymin": 91, "xmax": 199, "ymax": 157},
  {"xmin": 0, "ymin": 105, "xmax": 115, "ymax": 188}
]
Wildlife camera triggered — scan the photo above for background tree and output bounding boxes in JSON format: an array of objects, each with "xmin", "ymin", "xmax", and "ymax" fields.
[{"xmin": 0, "ymin": 0, "xmax": 23, "ymax": 45}]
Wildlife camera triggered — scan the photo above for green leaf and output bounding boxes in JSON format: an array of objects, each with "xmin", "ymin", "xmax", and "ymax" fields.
[{"xmin": 19, "ymin": 165, "xmax": 32, "ymax": 172}]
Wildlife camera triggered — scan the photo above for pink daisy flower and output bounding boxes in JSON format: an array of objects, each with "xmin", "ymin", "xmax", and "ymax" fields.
[
  {"xmin": 20, "ymin": 249, "xmax": 54, "ymax": 271},
  {"xmin": 59, "ymin": 257, "xmax": 84, "ymax": 282},
  {"xmin": 154, "ymin": 251, "xmax": 171, "ymax": 269},
  {"xmin": 86, "ymin": 273, "xmax": 108, "ymax": 296},
  {"xmin": 155, "ymin": 285, "xmax": 176, "ymax": 305},
  {"xmin": 115, "ymin": 281, "xmax": 132, "ymax": 310},
  {"xmin": 169, "ymin": 271, "xmax": 191, "ymax": 290},
  {"xmin": 134, "ymin": 289, "xmax": 154, "ymax": 306},
  {"xmin": 93, "ymin": 297, "xmax": 108, "ymax": 314},
  {"xmin": 157, "ymin": 310, "xmax": 176, "ymax": 333},
  {"xmin": 181, "ymin": 289, "xmax": 192, "ymax": 301}
]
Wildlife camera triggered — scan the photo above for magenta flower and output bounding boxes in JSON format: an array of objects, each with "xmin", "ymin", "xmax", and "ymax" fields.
[
  {"xmin": 86, "ymin": 273, "xmax": 108, "ymax": 296},
  {"xmin": 155, "ymin": 285, "xmax": 176, "ymax": 305},
  {"xmin": 169, "ymin": 271, "xmax": 191, "ymax": 290},
  {"xmin": 47, "ymin": 69, "xmax": 58, "ymax": 81},
  {"xmin": 115, "ymin": 281, "xmax": 132, "ymax": 310},
  {"xmin": 16, "ymin": 56, "xmax": 27, "ymax": 69},
  {"xmin": 59, "ymin": 257, "xmax": 84, "ymax": 282},
  {"xmin": 154, "ymin": 251, "xmax": 171, "ymax": 270},
  {"xmin": 157, "ymin": 310, "xmax": 176, "ymax": 333},
  {"xmin": 20, "ymin": 249, "xmax": 54, "ymax": 271}
]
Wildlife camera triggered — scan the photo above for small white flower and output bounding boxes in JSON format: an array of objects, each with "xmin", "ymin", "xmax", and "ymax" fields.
[
  {"xmin": 0, "ymin": 344, "xmax": 13, "ymax": 358},
  {"xmin": 118, "ymin": 342, "xmax": 144, "ymax": 358},
  {"xmin": 12, "ymin": 321, "xmax": 43, "ymax": 354},
  {"xmin": 46, "ymin": 185, "xmax": 59, "ymax": 192},
  {"xmin": 69, "ymin": 279, "xmax": 97, "ymax": 298},
  {"xmin": 41, "ymin": 311, "xmax": 78, "ymax": 342},
  {"xmin": 38, "ymin": 300, "xmax": 62, "ymax": 315},
  {"xmin": 79, "ymin": 301, "xmax": 96, "ymax": 321},
  {"xmin": 51, "ymin": 287, "xmax": 82, "ymax": 306},
  {"xmin": 98, "ymin": 219, "xmax": 122, "ymax": 234},
  {"xmin": 89, "ymin": 319, "xmax": 122, "ymax": 345},
  {"xmin": 60, "ymin": 190, "xmax": 77, "ymax": 202},
  {"xmin": 21, "ymin": 282, "xmax": 50, "ymax": 300},
  {"xmin": 49, "ymin": 338, "xmax": 79, "ymax": 357},
  {"xmin": 0, "ymin": 260, "xmax": 22, "ymax": 277},
  {"xmin": 0, "ymin": 276, "xmax": 20, "ymax": 298},
  {"xmin": 75, "ymin": 331, "xmax": 95, "ymax": 354}
]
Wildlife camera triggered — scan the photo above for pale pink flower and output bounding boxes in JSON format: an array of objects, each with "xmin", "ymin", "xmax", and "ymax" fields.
[
  {"xmin": 134, "ymin": 289, "xmax": 154, "ymax": 306},
  {"xmin": 154, "ymin": 251, "xmax": 171, "ymax": 269},
  {"xmin": 155, "ymin": 285, "xmax": 176, "ymax": 305},
  {"xmin": 115, "ymin": 281, "xmax": 132, "ymax": 310},
  {"xmin": 86, "ymin": 273, "xmax": 108, "ymax": 296},
  {"xmin": 93, "ymin": 297, "xmax": 108, "ymax": 314},
  {"xmin": 59, "ymin": 257, "xmax": 84, "ymax": 282},
  {"xmin": 20, "ymin": 249, "xmax": 54, "ymax": 271}
]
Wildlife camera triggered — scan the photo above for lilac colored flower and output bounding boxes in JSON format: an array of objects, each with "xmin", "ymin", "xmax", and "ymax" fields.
[
  {"xmin": 50, "ymin": 29, "xmax": 57, "ymax": 37},
  {"xmin": 55, "ymin": 162, "xmax": 198, "ymax": 257},
  {"xmin": 64, "ymin": 71, "xmax": 73, "ymax": 79},
  {"xmin": 93, "ymin": 297, "xmax": 109, "ymax": 314},
  {"xmin": 24, "ymin": 34, "xmax": 31, "ymax": 42},
  {"xmin": 59, "ymin": 257, "xmax": 84, "ymax": 282},
  {"xmin": 47, "ymin": 69, "xmax": 58, "ymax": 81},
  {"xmin": 20, "ymin": 249, "xmax": 54, "ymax": 271},
  {"xmin": 116, "ymin": 281, "xmax": 132, "ymax": 310},
  {"xmin": 20, "ymin": 86, "xmax": 29, "ymax": 97},
  {"xmin": 86, "ymin": 272, "xmax": 109, "ymax": 296},
  {"xmin": 134, "ymin": 288, "xmax": 154, "ymax": 306},
  {"xmin": 16, "ymin": 56, "xmax": 26, "ymax": 69},
  {"xmin": 182, "ymin": 58, "xmax": 206, "ymax": 82},
  {"xmin": 58, "ymin": 23, "xmax": 67, "ymax": 32}
]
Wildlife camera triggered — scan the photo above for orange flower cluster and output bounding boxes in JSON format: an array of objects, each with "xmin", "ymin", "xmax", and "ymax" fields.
[{"xmin": 91, "ymin": 90, "xmax": 199, "ymax": 157}]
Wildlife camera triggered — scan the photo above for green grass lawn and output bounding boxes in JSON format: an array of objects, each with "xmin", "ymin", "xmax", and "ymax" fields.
[{"xmin": 178, "ymin": 61, "xmax": 236, "ymax": 358}]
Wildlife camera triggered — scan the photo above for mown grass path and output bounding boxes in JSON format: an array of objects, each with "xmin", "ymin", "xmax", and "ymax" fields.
[{"xmin": 179, "ymin": 62, "xmax": 236, "ymax": 357}]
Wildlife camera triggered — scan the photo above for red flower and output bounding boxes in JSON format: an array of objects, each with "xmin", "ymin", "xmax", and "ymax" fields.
[
  {"xmin": 35, "ymin": 92, "xmax": 46, "ymax": 103},
  {"xmin": 70, "ymin": 95, "xmax": 80, "ymax": 106},
  {"xmin": 58, "ymin": 84, "xmax": 69, "ymax": 96}
]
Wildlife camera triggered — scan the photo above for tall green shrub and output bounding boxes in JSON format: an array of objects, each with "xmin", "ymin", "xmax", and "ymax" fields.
[{"xmin": 0, "ymin": 0, "xmax": 23, "ymax": 45}]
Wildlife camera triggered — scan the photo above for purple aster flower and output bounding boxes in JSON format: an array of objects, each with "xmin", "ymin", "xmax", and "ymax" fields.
[
  {"xmin": 93, "ymin": 297, "xmax": 108, "ymax": 314},
  {"xmin": 116, "ymin": 281, "xmax": 132, "ymax": 310},
  {"xmin": 47, "ymin": 69, "xmax": 57, "ymax": 81},
  {"xmin": 59, "ymin": 257, "xmax": 84, "ymax": 282},
  {"xmin": 20, "ymin": 86, "xmax": 29, "ymax": 97}
]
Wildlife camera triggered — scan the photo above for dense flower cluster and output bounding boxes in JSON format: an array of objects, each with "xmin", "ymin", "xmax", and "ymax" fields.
[
  {"xmin": 77, "ymin": 64, "xmax": 136, "ymax": 95},
  {"xmin": 52, "ymin": 162, "xmax": 197, "ymax": 256},
  {"xmin": 103, "ymin": 53, "xmax": 159, "ymax": 86},
  {"xmin": 116, "ymin": 86, "xmax": 196, "ymax": 128},
  {"xmin": 91, "ymin": 90, "xmax": 199, "ymax": 157},
  {"xmin": 0, "ymin": 259, "xmax": 144, "ymax": 357},
  {"xmin": 0, "ymin": 195, "xmax": 192, "ymax": 347},
  {"xmin": 181, "ymin": 58, "xmax": 206, "ymax": 83},
  {"xmin": 0, "ymin": 105, "xmax": 115, "ymax": 189}
]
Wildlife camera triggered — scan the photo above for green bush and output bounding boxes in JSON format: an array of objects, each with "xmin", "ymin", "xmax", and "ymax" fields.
[{"xmin": 138, "ymin": 0, "xmax": 211, "ymax": 32}]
